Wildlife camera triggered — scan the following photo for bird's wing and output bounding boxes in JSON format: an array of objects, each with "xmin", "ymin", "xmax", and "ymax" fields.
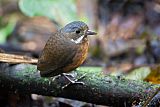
[{"xmin": 37, "ymin": 33, "xmax": 77, "ymax": 76}]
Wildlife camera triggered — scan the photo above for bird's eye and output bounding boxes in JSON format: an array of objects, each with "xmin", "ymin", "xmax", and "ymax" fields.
[{"xmin": 76, "ymin": 30, "xmax": 80, "ymax": 34}]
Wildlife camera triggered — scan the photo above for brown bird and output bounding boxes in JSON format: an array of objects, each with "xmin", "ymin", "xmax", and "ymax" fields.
[{"xmin": 37, "ymin": 21, "xmax": 96, "ymax": 78}]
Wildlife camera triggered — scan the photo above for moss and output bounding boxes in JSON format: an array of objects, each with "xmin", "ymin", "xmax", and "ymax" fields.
[{"xmin": 1, "ymin": 64, "xmax": 159, "ymax": 106}]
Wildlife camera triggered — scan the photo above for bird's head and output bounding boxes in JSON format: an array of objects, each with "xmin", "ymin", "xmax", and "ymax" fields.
[{"xmin": 60, "ymin": 21, "xmax": 96, "ymax": 44}]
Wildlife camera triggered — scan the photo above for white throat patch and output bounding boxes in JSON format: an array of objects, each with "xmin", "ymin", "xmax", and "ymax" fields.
[{"xmin": 71, "ymin": 35, "xmax": 85, "ymax": 44}]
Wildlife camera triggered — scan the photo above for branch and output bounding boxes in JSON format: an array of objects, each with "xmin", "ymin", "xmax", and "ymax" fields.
[
  {"xmin": 0, "ymin": 63, "xmax": 159, "ymax": 106},
  {"xmin": 0, "ymin": 53, "xmax": 38, "ymax": 64}
]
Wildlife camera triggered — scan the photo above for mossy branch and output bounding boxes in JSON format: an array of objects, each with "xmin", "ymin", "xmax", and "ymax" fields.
[{"xmin": 0, "ymin": 63, "xmax": 159, "ymax": 106}]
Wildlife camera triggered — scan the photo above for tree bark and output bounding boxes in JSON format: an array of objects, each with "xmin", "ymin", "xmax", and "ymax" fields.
[{"xmin": 0, "ymin": 63, "xmax": 159, "ymax": 106}]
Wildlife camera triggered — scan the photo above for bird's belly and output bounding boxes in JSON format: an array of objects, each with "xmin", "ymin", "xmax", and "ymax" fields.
[{"xmin": 63, "ymin": 41, "xmax": 89, "ymax": 72}]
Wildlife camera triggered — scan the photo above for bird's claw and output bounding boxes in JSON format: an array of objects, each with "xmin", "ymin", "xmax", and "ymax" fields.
[{"xmin": 61, "ymin": 73, "xmax": 86, "ymax": 89}]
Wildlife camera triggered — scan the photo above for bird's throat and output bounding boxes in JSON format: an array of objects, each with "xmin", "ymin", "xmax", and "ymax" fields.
[{"xmin": 71, "ymin": 35, "xmax": 85, "ymax": 44}]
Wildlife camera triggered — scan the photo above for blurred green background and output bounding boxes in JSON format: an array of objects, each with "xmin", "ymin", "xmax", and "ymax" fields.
[{"xmin": 1, "ymin": 0, "xmax": 160, "ymax": 73}]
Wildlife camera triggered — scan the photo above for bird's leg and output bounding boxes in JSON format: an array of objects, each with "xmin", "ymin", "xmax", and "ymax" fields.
[
  {"xmin": 62, "ymin": 72, "xmax": 75, "ymax": 78},
  {"xmin": 61, "ymin": 73, "xmax": 86, "ymax": 89}
]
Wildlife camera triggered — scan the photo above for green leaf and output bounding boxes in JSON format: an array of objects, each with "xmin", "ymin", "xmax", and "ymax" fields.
[
  {"xmin": 125, "ymin": 67, "xmax": 151, "ymax": 80},
  {"xmin": 19, "ymin": 0, "xmax": 79, "ymax": 26},
  {"xmin": 0, "ymin": 20, "xmax": 16, "ymax": 44}
]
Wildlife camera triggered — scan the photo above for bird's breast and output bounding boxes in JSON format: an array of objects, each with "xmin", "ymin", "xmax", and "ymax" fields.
[{"xmin": 63, "ymin": 40, "xmax": 89, "ymax": 72}]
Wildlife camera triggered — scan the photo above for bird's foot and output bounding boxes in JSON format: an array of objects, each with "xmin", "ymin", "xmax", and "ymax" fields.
[{"xmin": 61, "ymin": 73, "xmax": 86, "ymax": 89}]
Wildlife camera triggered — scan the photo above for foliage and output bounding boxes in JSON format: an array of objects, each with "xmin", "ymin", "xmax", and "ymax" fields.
[
  {"xmin": 125, "ymin": 66, "xmax": 160, "ymax": 84},
  {"xmin": 0, "ymin": 19, "xmax": 16, "ymax": 43},
  {"xmin": 125, "ymin": 67, "xmax": 151, "ymax": 81},
  {"xmin": 19, "ymin": 0, "xmax": 79, "ymax": 26}
]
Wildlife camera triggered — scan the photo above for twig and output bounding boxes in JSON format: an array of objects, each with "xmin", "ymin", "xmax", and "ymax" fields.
[
  {"xmin": 142, "ymin": 87, "xmax": 160, "ymax": 107},
  {"xmin": 0, "ymin": 53, "xmax": 38, "ymax": 64}
]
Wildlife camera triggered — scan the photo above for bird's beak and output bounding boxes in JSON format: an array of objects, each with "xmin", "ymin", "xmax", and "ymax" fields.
[{"xmin": 86, "ymin": 30, "xmax": 97, "ymax": 35}]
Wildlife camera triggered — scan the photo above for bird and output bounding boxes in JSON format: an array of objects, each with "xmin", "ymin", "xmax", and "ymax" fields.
[{"xmin": 37, "ymin": 21, "xmax": 96, "ymax": 82}]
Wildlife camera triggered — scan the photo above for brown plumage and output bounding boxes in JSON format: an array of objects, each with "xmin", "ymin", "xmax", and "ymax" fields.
[{"xmin": 37, "ymin": 21, "xmax": 96, "ymax": 77}]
